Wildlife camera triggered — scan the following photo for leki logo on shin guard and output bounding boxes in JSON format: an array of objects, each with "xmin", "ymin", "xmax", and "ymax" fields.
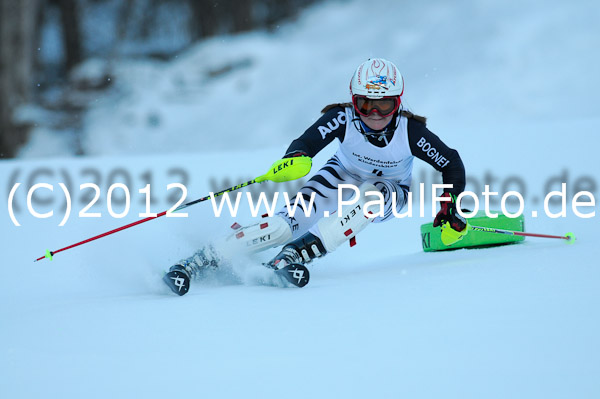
[
  {"xmin": 247, "ymin": 234, "xmax": 272, "ymax": 246},
  {"xmin": 339, "ymin": 204, "xmax": 362, "ymax": 226}
]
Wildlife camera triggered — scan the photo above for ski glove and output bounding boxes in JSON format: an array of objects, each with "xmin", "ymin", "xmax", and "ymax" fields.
[
  {"xmin": 283, "ymin": 150, "xmax": 309, "ymax": 159},
  {"xmin": 433, "ymin": 192, "xmax": 469, "ymax": 245}
]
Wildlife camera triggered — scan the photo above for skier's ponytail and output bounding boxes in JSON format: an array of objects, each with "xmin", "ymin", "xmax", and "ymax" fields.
[
  {"xmin": 320, "ymin": 103, "xmax": 353, "ymax": 113},
  {"xmin": 400, "ymin": 110, "xmax": 427, "ymax": 125}
]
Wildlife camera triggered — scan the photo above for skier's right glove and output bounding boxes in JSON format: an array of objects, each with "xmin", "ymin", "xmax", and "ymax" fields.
[
  {"xmin": 433, "ymin": 192, "xmax": 469, "ymax": 245},
  {"xmin": 263, "ymin": 155, "xmax": 312, "ymax": 183}
]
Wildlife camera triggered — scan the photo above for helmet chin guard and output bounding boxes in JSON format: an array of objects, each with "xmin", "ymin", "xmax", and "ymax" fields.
[{"xmin": 350, "ymin": 58, "xmax": 404, "ymax": 99}]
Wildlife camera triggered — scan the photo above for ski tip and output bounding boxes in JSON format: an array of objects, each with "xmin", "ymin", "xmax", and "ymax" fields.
[
  {"xmin": 276, "ymin": 263, "xmax": 310, "ymax": 288},
  {"xmin": 163, "ymin": 269, "xmax": 191, "ymax": 296},
  {"xmin": 564, "ymin": 232, "xmax": 576, "ymax": 244}
]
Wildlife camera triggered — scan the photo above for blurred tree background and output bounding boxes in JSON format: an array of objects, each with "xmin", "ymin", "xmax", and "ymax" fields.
[{"xmin": 0, "ymin": 0, "xmax": 318, "ymax": 158}]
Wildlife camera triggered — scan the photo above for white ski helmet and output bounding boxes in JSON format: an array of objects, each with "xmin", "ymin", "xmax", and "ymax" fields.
[{"xmin": 350, "ymin": 58, "xmax": 404, "ymax": 99}]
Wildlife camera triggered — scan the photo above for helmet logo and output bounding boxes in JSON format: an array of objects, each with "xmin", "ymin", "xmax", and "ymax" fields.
[{"xmin": 366, "ymin": 75, "xmax": 394, "ymax": 91}]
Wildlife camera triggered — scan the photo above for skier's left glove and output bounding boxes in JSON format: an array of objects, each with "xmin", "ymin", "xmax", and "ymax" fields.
[
  {"xmin": 433, "ymin": 192, "xmax": 469, "ymax": 245},
  {"xmin": 283, "ymin": 150, "xmax": 309, "ymax": 159}
]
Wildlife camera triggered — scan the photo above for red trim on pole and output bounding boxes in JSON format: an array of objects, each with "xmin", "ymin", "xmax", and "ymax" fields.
[
  {"xmin": 511, "ymin": 231, "xmax": 569, "ymax": 240},
  {"xmin": 35, "ymin": 178, "xmax": 259, "ymax": 262},
  {"xmin": 470, "ymin": 225, "xmax": 570, "ymax": 241},
  {"xmin": 35, "ymin": 211, "xmax": 168, "ymax": 261}
]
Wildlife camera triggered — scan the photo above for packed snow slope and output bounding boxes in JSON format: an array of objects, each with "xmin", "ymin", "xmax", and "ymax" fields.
[{"xmin": 3, "ymin": 0, "xmax": 600, "ymax": 398}]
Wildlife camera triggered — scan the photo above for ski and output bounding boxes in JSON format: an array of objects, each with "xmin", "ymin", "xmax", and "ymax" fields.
[
  {"xmin": 163, "ymin": 262, "xmax": 310, "ymax": 295},
  {"xmin": 163, "ymin": 265, "xmax": 191, "ymax": 296},
  {"xmin": 163, "ymin": 246, "xmax": 219, "ymax": 296},
  {"xmin": 272, "ymin": 263, "xmax": 310, "ymax": 288},
  {"xmin": 163, "ymin": 246, "xmax": 310, "ymax": 295}
]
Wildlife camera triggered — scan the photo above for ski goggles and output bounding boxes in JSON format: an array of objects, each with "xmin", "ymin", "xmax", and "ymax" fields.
[{"xmin": 352, "ymin": 95, "xmax": 401, "ymax": 117}]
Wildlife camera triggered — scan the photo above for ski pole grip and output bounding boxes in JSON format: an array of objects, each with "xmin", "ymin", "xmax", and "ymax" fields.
[{"xmin": 258, "ymin": 156, "xmax": 312, "ymax": 183}]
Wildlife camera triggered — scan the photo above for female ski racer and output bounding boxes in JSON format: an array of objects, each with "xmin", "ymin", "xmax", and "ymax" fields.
[
  {"xmin": 234, "ymin": 57, "xmax": 469, "ymax": 269},
  {"xmin": 167, "ymin": 58, "xmax": 468, "ymax": 291}
]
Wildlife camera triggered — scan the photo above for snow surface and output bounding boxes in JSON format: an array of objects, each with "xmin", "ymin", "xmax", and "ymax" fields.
[{"xmin": 2, "ymin": 0, "xmax": 600, "ymax": 398}]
